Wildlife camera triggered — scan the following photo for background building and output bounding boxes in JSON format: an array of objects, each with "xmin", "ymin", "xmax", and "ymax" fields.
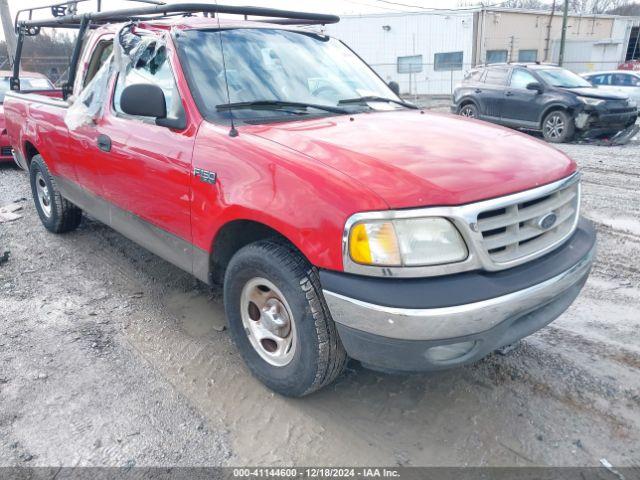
[
  {"xmin": 324, "ymin": 8, "xmax": 640, "ymax": 96},
  {"xmin": 476, "ymin": 8, "xmax": 639, "ymax": 74},
  {"xmin": 324, "ymin": 10, "xmax": 475, "ymax": 96}
]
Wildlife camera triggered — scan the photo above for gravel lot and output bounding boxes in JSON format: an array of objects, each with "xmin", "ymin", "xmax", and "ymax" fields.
[{"xmin": 0, "ymin": 124, "xmax": 639, "ymax": 467}]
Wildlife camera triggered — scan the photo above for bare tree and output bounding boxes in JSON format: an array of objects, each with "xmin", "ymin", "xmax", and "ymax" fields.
[
  {"xmin": 568, "ymin": 0, "xmax": 631, "ymax": 13},
  {"xmin": 501, "ymin": 0, "xmax": 550, "ymax": 8}
]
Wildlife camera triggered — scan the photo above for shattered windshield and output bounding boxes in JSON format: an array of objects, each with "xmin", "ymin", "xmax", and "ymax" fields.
[
  {"xmin": 177, "ymin": 28, "xmax": 402, "ymax": 122},
  {"xmin": 537, "ymin": 69, "xmax": 592, "ymax": 88}
]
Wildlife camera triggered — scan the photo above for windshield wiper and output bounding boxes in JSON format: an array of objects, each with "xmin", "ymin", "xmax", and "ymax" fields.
[
  {"xmin": 338, "ymin": 96, "xmax": 418, "ymax": 109},
  {"xmin": 216, "ymin": 100, "xmax": 349, "ymax": 114}
]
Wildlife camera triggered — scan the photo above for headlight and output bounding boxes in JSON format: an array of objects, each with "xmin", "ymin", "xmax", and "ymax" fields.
[
  {"xmin": 348, "ymin": 217, "xmax": 468, "ymax": 267},
  {"xmin": 577, "ymin": 96, "xmax": 604, "ymax": 106}
]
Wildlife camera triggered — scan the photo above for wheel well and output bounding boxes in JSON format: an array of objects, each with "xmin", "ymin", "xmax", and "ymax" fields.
[
  {"xmin": 24, "ymin": 141, "xmax": 39, "ymax": 166},
  {"xmin": 540, "ymin": 106, "xmax": 571, "ymax": 128},
  {"xmin": 459, "ymin": 99, "xmax": 477, "ymax": 111},
  {"xmin": 209, "ymin": 220, "xmax": 295, "ymax": 284}
]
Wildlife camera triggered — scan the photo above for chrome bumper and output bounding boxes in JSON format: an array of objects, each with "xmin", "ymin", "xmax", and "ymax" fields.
[{"xmin": 323, "ymin": 241, "xmax": 595, "ymax": 342}]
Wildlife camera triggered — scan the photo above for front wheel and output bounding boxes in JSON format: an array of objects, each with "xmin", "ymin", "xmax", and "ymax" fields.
[
  {"xmin": 542, "ymin": 110, "xmax": 574, "ymax": 143},
  {"xmin": 224, "ymin": 240, "xmax": 347, "ymax": 397},
  {"xmin": 459, "ymin": 103, "xmax": 478, "ymax": 118}
]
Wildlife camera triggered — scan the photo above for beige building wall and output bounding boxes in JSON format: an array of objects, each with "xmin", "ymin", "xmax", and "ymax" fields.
[{"xmin": 475, "ymin": 9, "xmax": 620, "ymax": 67}]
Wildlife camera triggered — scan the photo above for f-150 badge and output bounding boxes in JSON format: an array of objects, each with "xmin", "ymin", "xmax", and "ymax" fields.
[{"xmin": 194, "ymin": 168, "xmax": 217, "ymax": 185}]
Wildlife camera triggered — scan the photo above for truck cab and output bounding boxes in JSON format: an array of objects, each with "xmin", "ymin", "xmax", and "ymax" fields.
[{"xmin": 4, "ymin": 3, "xmax": 596, "ymax": 396}]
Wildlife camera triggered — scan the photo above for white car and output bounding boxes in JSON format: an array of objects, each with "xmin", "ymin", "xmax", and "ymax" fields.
[{"xmin": 581, "ymin": 70, "xmax": 640, "ymax": 105}]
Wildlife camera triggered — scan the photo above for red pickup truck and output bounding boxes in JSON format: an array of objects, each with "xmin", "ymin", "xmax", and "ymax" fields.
[{"xmin": 5, "ymin": 3, "xmax": 596, "ymax": 396}]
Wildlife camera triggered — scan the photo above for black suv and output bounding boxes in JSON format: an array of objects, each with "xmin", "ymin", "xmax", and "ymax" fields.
[{"xmin": 451, "ymin": 63, "xmax": 638, "ymax": 143}]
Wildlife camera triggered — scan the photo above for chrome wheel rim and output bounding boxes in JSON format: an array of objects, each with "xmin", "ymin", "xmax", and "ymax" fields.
[
  {"xmin": 240, "ymin": 277, "xmax": 296, "ymax": 367},
  {"xmin": 544, "ymin": 114, "xmax": 564, "ymax": 139},
  {"xmin": 35, "ymin": 172, "xmax": 52, "ymax": 218},
  {"xmin": 460, "ymin": 105, "xmax": 476, "ymax": 118}
]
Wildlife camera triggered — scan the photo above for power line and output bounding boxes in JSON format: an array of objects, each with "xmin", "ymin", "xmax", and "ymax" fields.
[{"xmin": 367, "ymin": 0, "xmax": 510, "ymax": 11}]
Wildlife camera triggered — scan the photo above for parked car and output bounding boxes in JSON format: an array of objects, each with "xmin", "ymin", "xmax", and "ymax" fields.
[
  {"xmin": 581, "ymin": 70, "xmax": 640, "ymax": 105},
  {"xmin": 0, "ymin": 71, "xmax": 56, "ymax": 162},
  {"xmin": 5, "ymin": 5, "xmax": 596, "ymax": 396},
  {"xmin": 452, "ymin": 63, "xmax": 638, "ymax": 143}
]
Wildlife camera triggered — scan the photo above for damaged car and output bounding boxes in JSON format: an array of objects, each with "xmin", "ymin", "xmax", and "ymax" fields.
[{"xmin": 453, "ymin": 63, "xmax": 638, "ymax": 143}]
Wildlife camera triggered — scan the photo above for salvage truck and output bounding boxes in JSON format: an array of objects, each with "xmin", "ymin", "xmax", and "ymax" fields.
[{"xmin": 5, "ymin": 1, "xmax": 596, "ymax": 396}]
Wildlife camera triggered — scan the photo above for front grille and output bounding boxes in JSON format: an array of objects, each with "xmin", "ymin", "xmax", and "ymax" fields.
[
  {"xmin": 476, "ymin": 180, "xmax": 579, "ymax": 265},
  {"xmin": 606, "ymin": 107, "xmax": 636, "ymax": 114},
  {"xmin": 0, "ymin": 146, "xmax": 12, "ymax": 157}
]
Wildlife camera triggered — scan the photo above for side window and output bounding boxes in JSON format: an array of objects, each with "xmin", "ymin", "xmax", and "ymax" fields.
[
  {"xmin": 518, "ymin": 49, "xmax": 538, "ymax": 63},
  {"xmin": 113, "ymin": 51, "xmax": 182, "ymax": 119},
  {"xmin": 484, "ymin": 67, "xmax": 510, "ymax": 86},
  {"xmin": 588, "ymin": 74, "xmax": 608, "ymax": 85},
  {"xmin": 464, "ymin": 69, "xmax": 484, "ymax": 82},
  {"xmin": 84, "ymin": 40, "xmax": 114, "ymax": 86},
  {"xmin": 486, "ymin": 50, "xmax": 508, "ymax": 64},
  {"xmin": 434, "ymin": 51, "xmax": 463, "ymax": 71},
  {"xmin": 611, "ymin": 74, "xmax": 639, "ymax": 86},
  {"xmin": 510, "ymin": 69, "xmax": 537, "ymax": 89}
]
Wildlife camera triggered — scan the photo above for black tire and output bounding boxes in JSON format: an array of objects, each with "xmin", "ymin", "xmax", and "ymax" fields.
[
  {"xmin": 458, "ymin": 102, "xmax": 478, "ymax": 118},
  {"xmin": 224, "ymin": 240, "xmax": 347, "ymax": 397},
  {"xmin": 542, "ymin": 110, "xmax": 574, "ymax": 143},
  {"xmin": 29, "ymin": 155, "xmax": 82, "ymax": 233}
]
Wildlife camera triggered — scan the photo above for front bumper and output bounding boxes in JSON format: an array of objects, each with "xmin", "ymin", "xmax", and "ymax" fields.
[
  {"xmin": 321, "ymin": 219, "xmax": 596, "ymax": 372},
  {"xmin": 576, "ymin": 105, "xmax": 638, "ymax": 131}
]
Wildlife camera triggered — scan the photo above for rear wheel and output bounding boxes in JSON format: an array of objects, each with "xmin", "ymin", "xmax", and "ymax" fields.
[
  {"xmin": 29, "ymin": 155, "xmax": 82, "ymax": 233},
  {"xmin": 224, "ymin": 240, "xmax": 347, "ymax": 397},
  {"xmin": 542, "ymin": 110, "xmax": 574, "ymax": 143},
  {"xmin": 459, "ymin": 103, "xmax": 478, "ymax": 118}
]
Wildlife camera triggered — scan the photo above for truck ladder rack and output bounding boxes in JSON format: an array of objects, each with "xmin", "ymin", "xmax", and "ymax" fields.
[{"xmin": 11, "ymin": 1, "xmax": 339, "ymax": 98}]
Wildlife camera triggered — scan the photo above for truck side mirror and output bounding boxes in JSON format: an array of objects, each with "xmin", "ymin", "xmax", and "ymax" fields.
[
  {"xmin": 388, "ymin": 81, "xmax": 400, "ymax": 95},
  {"xmin": 120, "ymin": 83, "xmax": 167, "ymax": 118},
  {"xmin": 526, "ymin": 82, "xmax": 543, "ymax": 93}
]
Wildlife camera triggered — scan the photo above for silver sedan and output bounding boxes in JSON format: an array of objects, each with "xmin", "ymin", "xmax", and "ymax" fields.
[{"xmin": 581, "ymin": 70, "xmax": 640, "ymax": 104}]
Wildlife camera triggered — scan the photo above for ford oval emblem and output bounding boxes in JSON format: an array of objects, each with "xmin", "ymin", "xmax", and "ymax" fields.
[{"xmin": 538, "ymin": 212, "xmax": 557, "ymax": 230}]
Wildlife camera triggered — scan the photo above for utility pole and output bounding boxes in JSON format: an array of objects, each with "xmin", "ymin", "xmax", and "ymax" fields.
[
  {"xmin": 0, "ymin": 0, "xmax": 16, "ymax": 67},
  {"xmin": 544, "ymin": 0, "xmax": 557, "ymax": 62},
  {"xmin": 558, "ymin": 0, "xmax": 569, "ymax": 66}
]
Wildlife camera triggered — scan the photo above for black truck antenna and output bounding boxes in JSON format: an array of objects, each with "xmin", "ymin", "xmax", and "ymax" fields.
[{"xmin": 214, "ymin": 0, "xmax": 238, "ymax": 138}]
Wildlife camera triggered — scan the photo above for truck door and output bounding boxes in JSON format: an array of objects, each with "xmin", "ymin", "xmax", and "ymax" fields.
[
  {"xmin": 91, "ymin": 45, "xmax": 195, "ymax": 248},
  {"xmin": 502, "ymin": 68, "xmax": 542, "ymax": 126},
  {"xmin": 479, "ymin": 67, "xmax": 510, "ymax": 121}
]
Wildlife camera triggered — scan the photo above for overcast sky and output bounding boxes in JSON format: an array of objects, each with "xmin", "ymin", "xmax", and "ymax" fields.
[{"xmin": 3, "ymin": 0, "xmax": 477, "ymax": 39}]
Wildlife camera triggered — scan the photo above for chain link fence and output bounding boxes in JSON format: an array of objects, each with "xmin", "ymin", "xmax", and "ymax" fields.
[{"xmin": 369, "ymin": 60, "xmax": 635, "ymax": 99}]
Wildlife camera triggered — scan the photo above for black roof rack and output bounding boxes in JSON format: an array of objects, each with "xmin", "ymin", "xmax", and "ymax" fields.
[
  {"xmin": 11, "ymin": 1, "xmax": 339, "ymax": 99},
  {"xmin": 15, "ymin": 1, "xmax": 340, "ymax": 32}
]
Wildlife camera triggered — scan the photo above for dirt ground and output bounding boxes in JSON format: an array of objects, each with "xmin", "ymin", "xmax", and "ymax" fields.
[{"xmin": 0, "ymin": 126, "xmax": 639, "ymax": 467}]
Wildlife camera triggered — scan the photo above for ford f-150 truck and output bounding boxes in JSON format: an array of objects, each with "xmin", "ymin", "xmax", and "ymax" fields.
[{"xmin": 4, "ymin": 2, "xmax": 596, "ymax": 396}]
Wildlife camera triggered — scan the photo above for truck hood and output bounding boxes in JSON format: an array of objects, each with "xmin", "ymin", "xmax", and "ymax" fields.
[
  {"xmin": 562, "ymin": 86, "xmax": 629, "ymax": 100},
  {"xmin": 244, "ymin": 110, "xmax": 576, "ymax": 209}
]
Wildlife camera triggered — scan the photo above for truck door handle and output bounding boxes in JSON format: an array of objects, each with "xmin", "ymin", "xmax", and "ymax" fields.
[
  {"xmin": 97, "ymin": 134, "xmax": 111, "ymax": 152},
  {"xmin": 505, "ymin": 91, "xmax": 514, "ymax": 96},
  {"xmin": 475, "ymin": 88, "xmax": 482, "ymax": 93}
]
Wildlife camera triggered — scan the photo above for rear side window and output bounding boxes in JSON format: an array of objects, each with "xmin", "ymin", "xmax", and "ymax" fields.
[
  {"xmin": 484, "ymin": 67, "xmax": 510, "ymax": 86},
  {"xmin": 84, "ymin": 40, "xmax": 114, "ymax": 86},
  {"xmin": 611, "ymin": 73, "xmax": 640, "ymax": 86},
  {"xmin": 464, "ymin": 69, "xmax": 484, "ymax": 82},
  {"xmin": 510, "ymin": 69, "xmax": 537, "ymax": 89}
]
